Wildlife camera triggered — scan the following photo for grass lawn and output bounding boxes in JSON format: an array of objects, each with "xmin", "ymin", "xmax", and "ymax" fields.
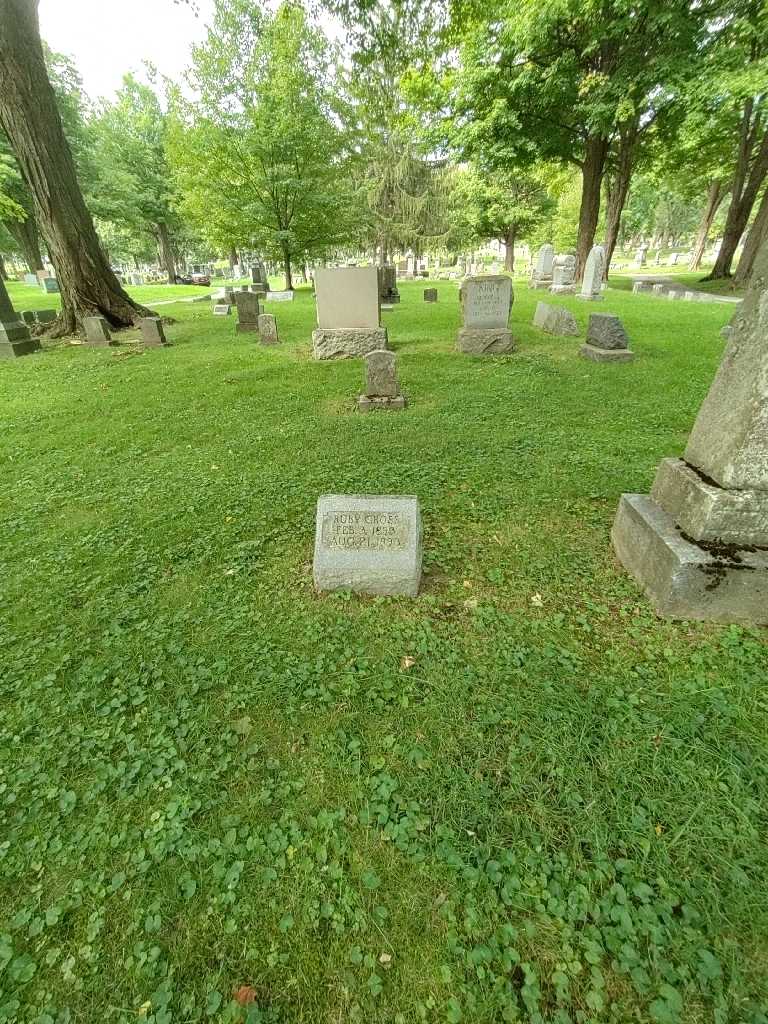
[
  {"xmin": 609, "ymin": 267, "xmax": 746, "ymax": 299},
  {"xmin": 1, "ymin": 280, "xmax": 766, "ymax": 1024}
]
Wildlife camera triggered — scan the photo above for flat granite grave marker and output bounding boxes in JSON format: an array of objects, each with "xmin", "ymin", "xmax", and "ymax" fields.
[
  {"xmin": 213, "ymin": 304, "xmax": 232, "ymax": 316},
  {"xmin": 358, "ymin": 349, "xmax": 406, "ymax": 412},
  {"xmin": 423, "ymin": 287, "xmax": 438, "ymax": 302},
  {"xmin": 611, "ymin": 237, "xmax": 768, "ymax": 623},
  {"xmin": 268, "ymin": 290, "xmax": 294, "ymax": 302},
  {"xmin": 258, "ymin": 313, "xmax": 279, "ymax": 344},
  {"xmin": 533, "ymin": 301, "xmax": 579, "ymax": 336},
  {"xmin": 139, "ymin": 317, "xmax": 167, "ymax": 347},
  {"xmin": 313, "ymin": 267, "xmax": 388, "ymax": 359},
  {"xmin": 456, "ymin": 275, "xmax": 514, "ymax": 354},
  {"xmin": 313, "ymin": 494, "xmax": 422, "ymax": 596},
  {"xmin": 83, "ymin": 316, "xmax": 117, "ymax": 347}
]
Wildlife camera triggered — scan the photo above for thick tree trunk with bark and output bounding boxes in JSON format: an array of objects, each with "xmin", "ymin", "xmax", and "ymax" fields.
[
  {"xmin": 603, "ymin": 118, "xmax": 639, "ymax": 279},
  {"xmin": 733, "ymin": 186, "xmax": 768, "ymax": 287},
  {"xmin": 155, "ymin": 221, "xmax": 176, "ymax": 284},
  {"xmin": 0, "ymin": 0, "xmax": 153, "ymax": 335},
  {"xmin": 575, "ymin": 134, "xmax": 610, "ymax": 282},
  {"xmin": 705, "ymin": 106, "xmax": 768, "ymax": 279},
  {"xmin": 4, "ymin": 210, "xmax": 43, "ymax": 271},
  {"xmin": 503, "ymin": 227, "xmax": 515, "ymax": 272},
  {"xmin": 689, "ymin": 180, "xmax": 724, "ymax": 271},
  {"xmin": 0, "ymin": 253, "xmax": 7, "ymax": 280},
  {"xmin": 229, "ymin": 248, "xmax": 239, "ymax": 273},
  {"xmin": 281, "ymin": 243, "xmax": 293, "ymax": 290}
]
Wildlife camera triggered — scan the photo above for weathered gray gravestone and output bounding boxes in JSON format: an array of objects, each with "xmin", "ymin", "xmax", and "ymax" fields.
[
  {"xmin": 312, "ymin": 267, "xmax": 388, "ymax": 359},
  {"xmin": 423, "ymin": 288, "xmax": 438, "ymax": 302},
  {"xmin": 533, "ymin": 301, "xmax": 579, "ymax": 336},
  {"xmin": 612, "ymin": 238, "xmax": 768, "ymax": 623},
  {"xmin": 358, "ymin": 349, "xmax": 406, "ymax": 412},
  {"xmin": 580, "ymin": 313, "xmax": 634, "ymax": 362},
  {"xmin": 268, "ymin": 290, "xmax": 294, "ymax": 302},
  {"xmin": 213, "ymin": 304, "xmax": 232, "ymax": 316},
  {"xmin": 234, "ymin": 291, "xmax": 260, "ymax": 333},
  {"xmin": 139, "ymin": 317, "xmax": 167, "ymax": 347},
  {"xmin": 313, "ymin": 494, "xmax": 422, "ymax": 596},
  {"xmin": 653, "ymin": 283, "xmax": 666, "ymax": 294},
  {"xmin": 529, "ymin": 244, "xmax": 554, "ymax": 289},
  {"xmin": 632, "ymin": 281, "xmax": 652, "ymax": 294},
  {"xmin": 456, "ymin": 275, "xmax": 514, "ymax": 355},
  {"xmin": 0, "ymin": 276, "xmax": 41, "ymax": 358},
  {"xmin": 549, "ymin": 254, "xmax": 576, "ymax": 295},
  {"xmin": 379, "ymin": 265, "xmax": 400, "ymax": 304},
  {"xmin": 258, "ymin": 313, "xmax": 279, "ymax": 344},
  {"xmin": 36, "ymin": 309, "xmax": 56, "ymax": 324},
  {"xmin": 21, "ymin": 310, "xmax": 36, "ymax": 324},
  {"xmin": 40, "ymin": 277, "xmax": 60, "ymax": 294},
  {"xmin": 83, "ymin": 316, "xmax": 117, "ymax": 347},
  {"xmin": 577, "ymin": 245, "xmax": 605, "ymax": 301}
]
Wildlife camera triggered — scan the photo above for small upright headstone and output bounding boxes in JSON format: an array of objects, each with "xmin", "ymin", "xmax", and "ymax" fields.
[
  {"xmin": 312, "ymin": 267, "xmax": 387, "ymax": 359},
  {"xmin": 213, "ymin": 304, "xmax": 232, "ymax": 316},
  {"xmin": 83, "ymin": 316, "xmax": 117, "ymax": 347},
  {"xmin": 21, "ymin": 310, "xmax": 36, "ymax": 325},
  {"xmin": 667, "ymin": 290, "xmax": 683, "ymax": 301},
  {"xmin": 653, "ymin": 283, "xmax": 666, "ymax": 295},
  {"xmin": 313, "ymin": 494, "xmax": 422, "ymax": 596},
  {"xmin": 635, "ymin": 244, "xmax": 648, "ymax": 266},
  {"xmin": 580, "ymin": 313, "xmax": 634, "ymax": 362},
  {"xmin": 423, "ymin": 288, "xmax": 438, "ymax": 302},
  {"xmin": 36, "ymin": 309, "xmax": 57, "ymax": 324},
  {"xmin": 533, "ymin": 301, "xmax": 579, "ymax": 336},
  {"xmin": 234, "ymin": 291, "xmax": 260, "ymax": 333},
  {"xmin": 358, "ymin": 349, "xmax": 406, "ymax": 412},
  {"xmin": 24, "ymin": 273, "xmax": 37, "ymax": 287},
  {"xmin": 268, "ymin": 290, "xmax": 294, "ymax": 302},
  {"xmin": 456, "ymin": 275, "xmax": 514, "ymax": 355},
  {"xmin": 40, "ymin": 277, "xmax": 59, "ymax": 294},
  {"xmin": 549, "ymin": 255, "xmax": 576, "ymax": 294},
  {"xmin": 139, "ymin": 317, "xmax": 167, "ymax": 347},
  {"xmin": 577, "ymin": 246, "xmax": 605, "ymax": 301},
  {"xmin": 529, "ymin": 244, "xmax": 554, "ymax": 289},
  {"xmin": 258, "ymin": 313, "xmax": 279, "ymax": 345},
  {"xmin": 632, "ymin": 281, "xmax": 652, "ymax": 294}
]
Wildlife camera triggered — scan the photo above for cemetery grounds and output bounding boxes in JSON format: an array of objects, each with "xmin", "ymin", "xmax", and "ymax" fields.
[{"xmin": 1, "ymin": 275, "xmax": 766, "ymax": 1023}]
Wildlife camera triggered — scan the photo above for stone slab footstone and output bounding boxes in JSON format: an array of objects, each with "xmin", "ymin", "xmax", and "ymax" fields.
[
  {"xmin": 313, "ymin": 327, "xmax": 388, "ymax": 360},
  {"xmin": 357, "ymin": 349, "xmax": 406, "ymax": 411},
  {"xmin": 313, "ymin": 494, "xmax": 422, "ymax": 596},
  {"xmin": 213, "ymin": 304, "xmax": 232, "ymax": 316},
  {"xmin": 580, "ymin": 343, "xmax": 634, "ymax": 363},
  {"xmin": 611, "ymin": 494, "xmax": 768, "ymax": 624},
  {"xmin": 139, "ymin": 317, "xmax": 167, "ymax": 347},
  {"xmin": 21, "ymin": 310, "xmax": 36, "ymax": 325},
  {"xmin": 36, "ymin": 309, "xmax": 56, "ymax": 324},
  {"xmin": 423, "ymin": 288, "xmax": 438, "ymax": 302},
  {"xmin": 83, "ymin": 316, "xmax": 118, "ymax": 347},
  {"xmin": 258, "ymin": 313, "xmax": 279, "ymax": 344},
  {"xmin": 632, "ymin": 281, "xmax": 653, "ymax": 294},
  {"xmin": 268, "ymin": 290, "xmax": 294, "ymax": 302},
  {"xmin": 612, "ymin": 237, "xmax": 768, "ymax": 624},
  {"xmin": 533, "ymin": 301, "xmax": 579, "ymax": 336}
]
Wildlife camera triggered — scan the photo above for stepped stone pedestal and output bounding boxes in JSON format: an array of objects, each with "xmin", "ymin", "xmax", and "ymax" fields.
[{"xmin": 612, "ymin": 240, "xmax": 768, "ymax": 624}]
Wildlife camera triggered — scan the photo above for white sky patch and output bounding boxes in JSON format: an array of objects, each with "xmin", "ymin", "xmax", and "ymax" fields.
[{"xmin": 39, "ymin": 0, "xmax": 346, "ymax": 103}]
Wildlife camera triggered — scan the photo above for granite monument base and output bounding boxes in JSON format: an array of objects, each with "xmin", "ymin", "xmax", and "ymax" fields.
[
  {"xmin": 312, "ymin": 327, "xmax": 388, "ymax": 360},
  {"xmin": 579, "ymin": 343, "xmax": 634, "ymax": 363},
  {"xmin": 612, "ymin": 493, "xmax": 768, "ymax": 624},
  {"xmin": 456, "ymin": 327, "xmax": 515, "ymax": 355}
]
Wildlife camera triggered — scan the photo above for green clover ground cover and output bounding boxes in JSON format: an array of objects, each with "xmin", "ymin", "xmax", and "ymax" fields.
[{"xmin": 1, "ymin": 279, "xmax": 766, "ymax": 1024}]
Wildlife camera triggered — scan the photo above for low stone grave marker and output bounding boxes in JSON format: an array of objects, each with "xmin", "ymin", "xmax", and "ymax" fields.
[
  {"xmin": 23, "ymin": 273, "xmax": 37, "ymax": 287},
  {"xmin": 268, "ymin": 290, "xmax": 294, "ymax": 302},
  {"xmin": 139, "ymin": 317, "xmax": 167, "ymax": 347},
  {"xmin": 358, "ymin": 349, "xmax": 406, "ymax": 412},
  {"xmin": 40, "ymin": 277, "xmax": 60, "ymax": 294},
  {"xmin": 632, "ymin": 281, "xmax": 652, "ymax": 294},
  {"xmin": 456, "ymin": 275, "xmax": 514, "ymax": 355},
  {"xmin": 36, "ymin": 309, "xmax": 56, "ymax": 324},
  {"xmin": 313, "ymin": 494, "xmax": 422, "ymax": 596},
  {"xmin": 83, "ymin": 316, "xmax": 117, "ymax": 347},
  {"xmin": 423, "ymin": 288, "xmax": 438, "ymax": 302},
  {"xmin": 580, "ymin": 313, "xmax": 633, "ymax": 362},
  {"xmin": 0, "ymin": 280, "xmax": 41, "ymax": 358},
  {"xmin": 533, "ymin": 301, "xmax": 578, "ymax": 336},
  {"xmin": 549, "ymin": 255, "xmax": 577, "ymax": 295},
  {"xmin": 258, "ymin": 313, "xmax": 279, "ymax": 344},
  {"xmin": 213, "ymin": 304, "xmax": 232, "ymax": 316},
  {"xmin": 21, "ymin": 310, "xmax": 36, "ymax": 325},
  {"xmin": 234, "ymin": 291, "xmax": 260, "ymax": 333}
]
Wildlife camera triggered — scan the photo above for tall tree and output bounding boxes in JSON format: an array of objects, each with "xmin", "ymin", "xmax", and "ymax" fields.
[
  {"xmin": 734, "ymin": 185, "xmax": 768, "ymax": 286},
  {"xmin": 0, "ymin": 0, "xmax": 152, "ymax": 335},
  {"xmin": 449, "ymin": 0, "xmax": 706, "ymax": 280},
  {"xmin": 91, "ymin": 74, "xmax": 180, "ymax": 283},
  {"xmin": 169, "ymin": 0, "xmax": 355, "ymax": 289}
]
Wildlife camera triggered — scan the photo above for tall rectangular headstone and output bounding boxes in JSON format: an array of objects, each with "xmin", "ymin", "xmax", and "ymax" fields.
[
  {"xmin": 312, "ymin": 267, "xmax": 388, "ymax": 359},
  {"xmin": 234, "ymin": 290, "xmax": 260, "ymax": 333},
  {"xmin": 577, "ymin": 245, "xmax": 605, "ymax": 301},
  {"xmin": 456, "ymin": 275, "xmax": 514, "ymax": 354},
  {"xmin": 313, "ymin": 494, "xmax": 422, "ymax": 596},
  {"xmin": 529, "ymin": 244, "xmax": 554, "ymax": 289}
]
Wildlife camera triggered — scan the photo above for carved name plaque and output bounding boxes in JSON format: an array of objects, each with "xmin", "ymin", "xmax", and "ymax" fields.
[
  {"xmin": 313, "ymin": 495, "xmax": 422, "ymax": 596},
  {"xmin": 462, "ymin": 275, "xmax": 512, "ymax": 329}
]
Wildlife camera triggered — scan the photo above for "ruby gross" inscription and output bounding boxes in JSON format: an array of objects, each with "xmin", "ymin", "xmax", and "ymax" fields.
[{"xmin": 321, "ymin": 511, "xmax": 410, "ymax": 551}]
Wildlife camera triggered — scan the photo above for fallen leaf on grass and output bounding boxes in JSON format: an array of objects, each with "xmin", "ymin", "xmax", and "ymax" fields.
[
  {"xmin": 138, "ymin": 1002, "xmax": 152, "ymax": 1018},
  {"xmin": 379, "ymin": 952, "xmax": 393, "ymax": 967},
  {"xmin": 530, "ymin": 593, "xmax": 544, "ymax": 607},
  {"xmin": 400, "ymin": 656, "xmax": 416, "ymax": 671},
  {"xmin": 234, "ymin": 985, "xmax": 257, "ymax": 1006}
]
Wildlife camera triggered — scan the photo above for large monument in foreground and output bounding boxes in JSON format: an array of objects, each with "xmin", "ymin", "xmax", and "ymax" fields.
[
  {"xmin": 612, "ymin": 240, "xmax": 768, "ymax": 624},
  {"xmin": 0, "ymin": 275, "xmax": 41, "ymax": 359}
]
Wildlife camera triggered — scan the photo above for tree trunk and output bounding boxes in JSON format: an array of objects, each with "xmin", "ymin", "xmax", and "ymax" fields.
[
  {"xmin": 689, "ymin": 180, "xmax": 724, "ymax": 271},
  {"xmin": 705, "ymin": 119, "xmax": 768, "ymax": 279},
  {"xmin": 0, "ymin": 0, "xmax": 154, "ymax": 336},
  {"xmin": 229, "ymin": 248, "xmax": 238, "ymax": 272},
  {"xmin": 281, "ymin": 243, "xmax": 293, "ymax": 290},
  {"xmin": 156, "ymin": 221, "xmax": 176, "ymax": 284},
  {"xmin": 603, "ymin": 118, "xmax": 639, "ymax": 278},
  {"xmin": 503, "ymin": 227, "xmax": 515, "ymax": 271},
  {"xmin": 733, "ymin": 186, "xmax": 768, "ymax": 287},
  {"xmin": 0, "ymin": 253, "xmax": 7, "ymax": 280},
  {"xmin": 575, "ymin": 134, "xmax": 610, "ymax": 281},
  {"xmin": 4, "ymin": 211, "xmax": 44, "ymax": 271}
]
